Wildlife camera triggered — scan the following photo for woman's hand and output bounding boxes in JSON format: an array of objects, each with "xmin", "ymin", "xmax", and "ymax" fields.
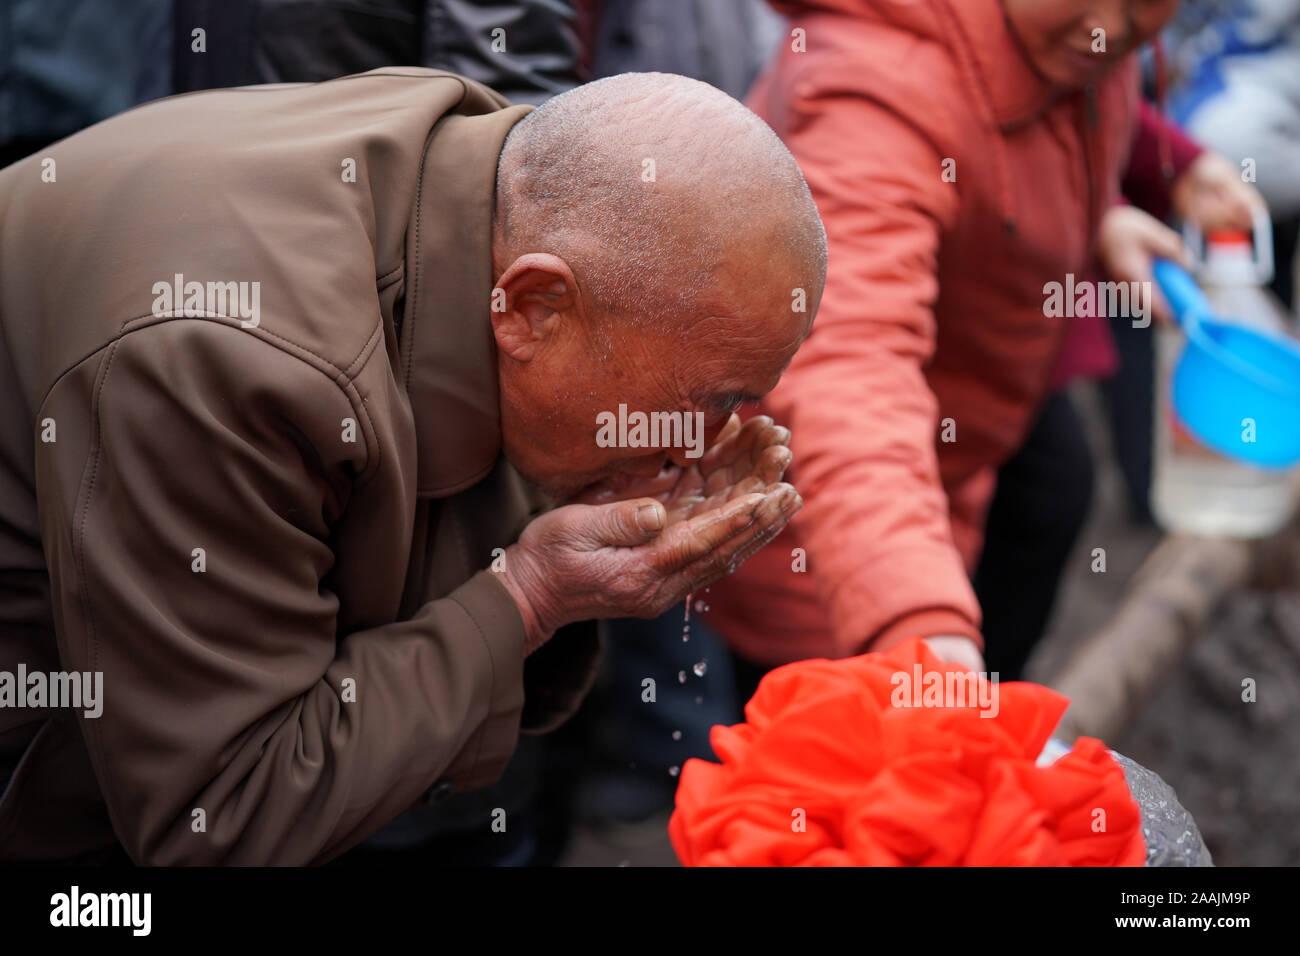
[
  {"xmin": 922, "ymin": 635, "xmax": 986, "ymax": 673},
  {"xmin": 1096, "ymin": 205, "xmax": 1189, "ymax": 324},
  {"xmin": 1171, "ymin": 151, "xmax": 1266, "ymax": 234}
]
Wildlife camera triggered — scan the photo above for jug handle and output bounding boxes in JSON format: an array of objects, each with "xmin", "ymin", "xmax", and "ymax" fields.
[{"xmin": 1182, "ymin": 205, "xmax": 1274, "ymax": 284}]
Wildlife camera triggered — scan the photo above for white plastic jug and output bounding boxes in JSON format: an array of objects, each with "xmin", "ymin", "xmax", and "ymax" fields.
[{"xmin": 1151, "ymin": 215, "xmax": 1300, "ymax": 537}]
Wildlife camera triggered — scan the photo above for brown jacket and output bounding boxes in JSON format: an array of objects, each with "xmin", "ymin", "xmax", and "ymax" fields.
[{"xmin": 0, "ymin": 69, "xmax": 599, "ymax": 864}]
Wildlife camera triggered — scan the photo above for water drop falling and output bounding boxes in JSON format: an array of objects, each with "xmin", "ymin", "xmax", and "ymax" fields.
[
  {"xmin": 694, "ymin": 600, "xmax": 710, "ymax": 613},
  {"xmin": 694, "ymin": 696, "xmax": 703, "ymax": 705},
  {"xmin": 668, "ymin": 765, "xmax": 680, "ymax": 777},
  {"xmin": 677, "ymin": 670, "xmax": 687, "ymax": 684},
  {"xmin": 672, "ymin": 730, "xmax": 682, "ymax": 741},
  {"xmin": 692, "ymin": 660, "xmax": 708, "ymax": 678}
]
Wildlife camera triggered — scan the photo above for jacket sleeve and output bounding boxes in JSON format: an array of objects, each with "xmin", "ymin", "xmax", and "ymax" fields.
[
  {"xmin": 761, "ymin": 82, "xmax": 983, "ymax": 656},
  {"xmin": 36, "ymin": 319, "xmax": 530, "ymax": 865},
  {"xmin": 1121, "ymin": 99, "xmax": 1204, "ymax": 221},
  {"xmin": 419, "ymin": 0, "xmax": 583, "ymax": 104}
]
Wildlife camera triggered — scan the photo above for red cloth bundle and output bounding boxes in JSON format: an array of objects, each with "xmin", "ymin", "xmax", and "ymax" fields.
[{"xmin": 669, "ymin": 639, "xmax": 1145, "ymax": 866}]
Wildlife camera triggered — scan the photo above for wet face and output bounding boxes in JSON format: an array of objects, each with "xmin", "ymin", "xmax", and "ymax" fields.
[
  {"xmin": 1002, "ymin": 0, "xmax": 1181, "ymax": 88},
  {"xmin": 491, "ymin": 238, "xmax": 817, "ymax": 502}
]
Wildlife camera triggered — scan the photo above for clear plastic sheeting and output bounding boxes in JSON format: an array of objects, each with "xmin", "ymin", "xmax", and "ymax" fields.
[
  {"xmin": 1111, "ymin": 750, "xmax": 1215, "ymax": 867},
  {"xmin": 1038, "ymin": 738, "xmax": 1213, "ymax": 866}
]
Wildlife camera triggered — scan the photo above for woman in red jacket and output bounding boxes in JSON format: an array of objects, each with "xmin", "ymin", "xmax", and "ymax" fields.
[{"xmin": 705, "ymin": 0, "xmax": 1257, "ymax": 682}]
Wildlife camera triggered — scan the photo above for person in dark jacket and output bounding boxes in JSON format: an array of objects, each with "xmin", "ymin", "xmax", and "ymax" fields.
[
  {"xmin": 0, "ymin": 0, "xmax": 171, "ymax": 167},
  {"xmin": 170, "ymin": 0, "xmax": 584, "ymax": 102}
]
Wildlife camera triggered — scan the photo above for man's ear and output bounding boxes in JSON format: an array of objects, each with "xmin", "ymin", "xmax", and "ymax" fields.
[{"xmin": 490, "ymin": 253, "xmax": 581, "ymax": 361}]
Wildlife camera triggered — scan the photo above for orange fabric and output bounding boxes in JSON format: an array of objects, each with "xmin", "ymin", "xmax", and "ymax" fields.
[
  {"xmin": 669, "ymin": 639, "xmax": 1145, "ymax": 867},
  {"xmin": 706, "ymin": 0, "xmax": 1142, "ymax": 666}
]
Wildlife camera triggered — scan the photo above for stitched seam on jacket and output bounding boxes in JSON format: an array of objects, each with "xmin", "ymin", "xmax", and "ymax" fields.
[
  {"xmin": 403, "ymin": 141, "xmax": 427, "ymax": 386},
  {"xmin": 40, "ymin": 311, "xmax": 378, "ymax": 418},
  {"xmin": 119, "ymin": 312, "xmax": 361, "ymax": 380},
  {"xmin": 353, "ymin": 392, "xmax": 383, "ymax": 494},
  {"xmin": 344, "ymin": 319, "xmax": 384, "ymax": 380},
  {"xmin": 448, "ymin": 587, "xmax": 499, "ymax": 786},
  {"xmin": 71, "ymin": 341, "xmax": 119, "ymax": 834},
  {"xmin": 42, "ymin": 316, "xmax": 386, "ymax": 489},
  {"xmin": 402, "ymin": 74, "xmax": 473, "ymax": 389}
]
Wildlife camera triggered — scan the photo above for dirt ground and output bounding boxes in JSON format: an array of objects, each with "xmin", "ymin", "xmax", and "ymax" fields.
[
  {"xmin": 1029, "ymin": 387, "xmax": 1300, "ymax": 867},
  {"xmin": 561, "ymin": 383, "xmax": 1300, "ymax": 866}
]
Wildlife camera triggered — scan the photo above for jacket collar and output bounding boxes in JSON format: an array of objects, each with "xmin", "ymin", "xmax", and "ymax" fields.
[
  {"xmin": 401, "ymin": 102, "xmax": 532, "ymax": 498},
  {"xmin": 943, "ymin": 0, "xmax": 1061, "ymax": 130}
]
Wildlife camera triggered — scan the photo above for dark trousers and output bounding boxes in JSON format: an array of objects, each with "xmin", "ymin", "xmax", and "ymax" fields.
[{"xmin": 972, "ymin": 390, "xmax": 1094, "ymax": 681}]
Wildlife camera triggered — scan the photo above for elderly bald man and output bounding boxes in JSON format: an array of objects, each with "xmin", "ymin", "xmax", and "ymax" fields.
[{"xmin": 0, "ymin": 69, "xmax": 824, "ymax": 864}]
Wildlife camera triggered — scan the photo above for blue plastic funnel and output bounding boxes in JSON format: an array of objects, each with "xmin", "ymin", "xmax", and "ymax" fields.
[{"xmin": 1152, "ymin": 258, "xmax": 1300, "ymax": 469}]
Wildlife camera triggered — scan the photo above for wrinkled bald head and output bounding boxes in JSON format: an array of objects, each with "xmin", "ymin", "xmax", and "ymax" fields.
[
  {"xmin": 494, "ymin": 72, "xmax": 826, "ymax": 331},
  {"xmin": 489, "ymin": 72, "xmax": 826, "ymax": 501}
]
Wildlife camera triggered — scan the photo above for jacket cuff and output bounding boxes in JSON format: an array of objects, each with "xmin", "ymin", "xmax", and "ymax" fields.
[
  {"xmin": 868, "ymin": 610, "xmax": 984, "ymax": 655},
  {"xmin": 441, "ymin": 570, "xmax": 528, "ymax": 793}
]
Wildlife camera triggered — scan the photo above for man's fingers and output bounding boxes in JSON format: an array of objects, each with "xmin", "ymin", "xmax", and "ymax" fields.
[
  {"xmin": 755, "ymin": 442, "xmax": 793, "ymax": 485},
  {"xmin": 686, "ymin": 483, "xmax": 796, "ymax": 576},
  {"xmin": 696, "ymin": 413, "xmax": 743, "ymax": 469},
  {"xmin": 701, "ymin": 420, "xmax": 792, "ymax": 495},
  {"xmin": 698, "ymin": 414, "xmax": 771, "ymax": 475},
  {"xmin": 716, "ymin": 451, "xmax": 791, "ymax": 505},
  {"xmin": 720, "ymin": 474, "xmax": 768, "ymax": 503},
  {"xmin": 650, "ymin": 491, "xmax": 769, "ymax": 572},
  {"xmin": 705, "ymin": 442, "xmax": 792, "ymax": 500},
  {"xmin": 718, "ymin": 486, "xmax": 801, "ymax": 569},
  {"xmin": 572, "ymin": 497, "xmax": 666, "ymax": 548},
  {"xmin": 664, "ymin": 485, "xmax": 800, "ymax": 592}
]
